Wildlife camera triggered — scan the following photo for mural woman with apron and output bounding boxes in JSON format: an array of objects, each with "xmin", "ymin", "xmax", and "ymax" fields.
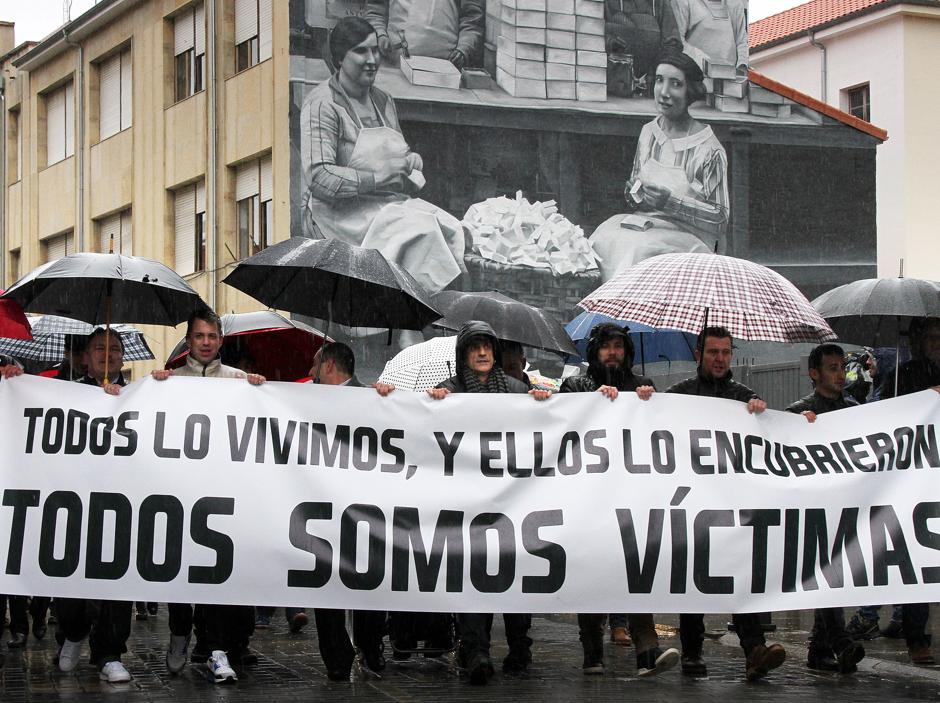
[
  {"xmin": 589, "ymin": 51, "xmax": 729, "ymax": 280},
  {"xmin": 299, "ymin": 17, "xmax": 464, "ymax": 295}
]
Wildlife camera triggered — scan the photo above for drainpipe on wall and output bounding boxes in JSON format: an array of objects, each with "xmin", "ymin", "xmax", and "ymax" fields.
[
  {"xmin": 206, "ymin": 0, "xmax": 218, "ymax": 311},
  {"xmin": 0, "ymin": 75, "xmax": 6, "ymax": 286},
  {"xmin": 808, "ymin": 30, "xmax": 827, "ymax": 104},
  {"xmin": 63, "ymin": 28, "xmax": 85, "ymax": 252}
]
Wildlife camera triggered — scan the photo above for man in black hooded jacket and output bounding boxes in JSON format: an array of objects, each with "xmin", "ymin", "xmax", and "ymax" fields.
[
  {"xmin": 428, "ymin": 321, "xmax": 550, "ymax": 684},
  {"xmin": 559, "ymin": 323, "xmax": 678, "ymax": 677}
]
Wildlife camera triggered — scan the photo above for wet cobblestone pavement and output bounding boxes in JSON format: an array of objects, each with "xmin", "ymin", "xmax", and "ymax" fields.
[{"xmin": 3, "ymin": 608, "xmax": 940, "ymax": 702}]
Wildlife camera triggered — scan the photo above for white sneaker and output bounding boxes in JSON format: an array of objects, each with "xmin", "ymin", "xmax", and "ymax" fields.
[
  {"xmin": 208, "ymin": 650, "xmax": 237, "ymax": 683},
  {"xmin": 58, "ymin": 639, "xmax": 84, "ymax": 672},
  {"xmin": 166, "ymin": 635, "xmax": 189, "ymax": 674},
  {"xmin": 99, "ymin": 660, "xmax": 132, "ymax": 683}
]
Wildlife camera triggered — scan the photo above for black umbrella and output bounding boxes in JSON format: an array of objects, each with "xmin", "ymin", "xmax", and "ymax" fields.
[
  {"xmin": 221, "ymin": 237, "xmax": 440, "ymax": 331},
  {"xmin": 1, "ymin": 253, "xmax": 207, "ymax": 326},
  {"xmin": 811, "ymin": 277, "xmax": 940, "ymax": 347},
  {"xmin": 431, "ymin": 290, "xmax": 578, "ymax": 357}
]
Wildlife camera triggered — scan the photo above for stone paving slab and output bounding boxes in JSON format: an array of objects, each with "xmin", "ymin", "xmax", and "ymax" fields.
[{"xmin": 2, "ymin": 607, "xmax": 940, "ymax": 702}]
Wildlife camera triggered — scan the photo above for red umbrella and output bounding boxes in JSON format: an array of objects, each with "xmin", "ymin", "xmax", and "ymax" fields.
[
  {"xmin": 166, "ymin": 311, "xmax": 331, "ymax": 382},
  {"xmin": 0, "ymin": 292, "xmax": 32, "ymax": 340}
]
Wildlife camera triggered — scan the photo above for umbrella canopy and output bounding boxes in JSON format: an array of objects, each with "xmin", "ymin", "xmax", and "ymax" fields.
[
  {"xmin": 165, "ymin": 310, "xmax": 331, "ymax": 381},
  {"xmin": 378, "ymin": 336, "xmax": 456, "ymax": 392},
  {"xmin": 811, "ymin": 277, "xmax": 940, "ymax": 346},
  {"xmin": 0, "ymin": 292, "xmax": 31, "ymax": 340},
  {"xmin": 222, "ymin": 237, "xmax": 440, "ymax": 331},
  {"xmin": 0, "ymin": 318, "xmax": 154, "ymax": 363},
  {"xmin": 431, "ymin": 290, "xmax": 577, "ymax": 357},
  {"xmin": 1, "ymin": 253, "xmax": 207, "ymax": 326},
  {"xmin": 579, "ymin": 253, "xmax": 835, "ymax": 343},
  {"xmin": 565, "ymin": 311, "xmax": 696, "ymax": 367}
]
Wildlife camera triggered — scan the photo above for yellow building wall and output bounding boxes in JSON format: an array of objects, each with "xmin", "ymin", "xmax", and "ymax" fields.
[{"xmin": 3, "ymin": 0, "xmax": 293, "ymax": 373}]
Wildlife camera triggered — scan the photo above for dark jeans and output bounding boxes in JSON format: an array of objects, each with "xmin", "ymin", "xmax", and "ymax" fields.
[
  {"xmin": 55, "ymin": 598, "xmax": 132, "ymax": 666},
  {"xmin": 1, "ymin": 596, "xmax": 29, "ymax": 635},
  {"xmin": 256, "ymin": 606, "xmax": 306, "ymax": 622},
  {"xmin": 810, "ymin": 608, "xmax": 851, "ymax": 653},
  {"xmin": 313, "ymin": 610, "xmax": 386, "ymax": 674},
  {"xmin": 680, "ymin": 612, "xmax": 765, "ymax": 655},
  {"xmin": 457, "ymin": 613, "xmax": 532, "ymax": 658},
  {"xmin": 388, "ymin": 611, "xmax": 453, "ymax": 651},
  {"xmin": 195, "ymin": 604, "xmax": 254, "ymax": 654},
  {"xmin": 167, "ymin": 603, "xmax": 193, "ymax": 638},
  {"xmin": 30, "ymin": 597, "xmax": 51, "ymax": 627},
  {"xmin": 902, "ymin": 603, "xmax": 931, "ymax": 648}
]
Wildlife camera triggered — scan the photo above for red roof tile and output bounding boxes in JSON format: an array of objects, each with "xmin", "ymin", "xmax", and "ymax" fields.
[
  {"xmin": 750, "ymin": 0, "xmax": 892, "ymax": 48},
  {"xmin": 748, "ymin": 69, "xmax": 888, "ymax": 141}
]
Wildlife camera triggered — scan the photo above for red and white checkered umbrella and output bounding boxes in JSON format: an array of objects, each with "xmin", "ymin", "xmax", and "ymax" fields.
[{"xmin": 578, "ymin": 253, "xmax": 836, "ymax": 343}]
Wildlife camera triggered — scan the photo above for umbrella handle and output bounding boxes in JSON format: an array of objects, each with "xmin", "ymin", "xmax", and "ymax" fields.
[{"xmin": 104, "ymin": 282, "xmax": 113, "ymax": 385}]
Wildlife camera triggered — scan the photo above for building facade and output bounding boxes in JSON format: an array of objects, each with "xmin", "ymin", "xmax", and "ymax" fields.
[
  {"xmin": 750, "ymin": 0, "xmax": 940, "ymax": 280},
  {"xmin": 2, "ymin": 0, "xmax": 288, "ymax": 369}
]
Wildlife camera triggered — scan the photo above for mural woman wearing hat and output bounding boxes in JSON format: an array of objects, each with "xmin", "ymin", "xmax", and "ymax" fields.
[
  {"xmin": 590, "ymin": 50, "xmax": 729, "ymax": 280},
  {"xmin": 299, "ymin": 16, "xmax": 464, "ymax": 294}
]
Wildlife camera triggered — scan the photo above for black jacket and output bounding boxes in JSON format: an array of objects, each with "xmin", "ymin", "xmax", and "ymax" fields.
[
  {"xmin": 560, "ymin": 371, "xmax": 654, "ymax": 394},
  {"xmin": 437, "ymin": 321, "xmax": 529, "ymax": 394},
  {"xmin": 888, "ymin": 359, "xmax": 940, "ymax": 398},
  {"xmin": 79, "ymin": 373, "xmax": 127, "ymax": 388},
  {"xmin": 786, "ymin": 391, "xmax": 857, "ymax": 415},
  {"xmin": 665, "ymin": 368, "xmax": 758, "ymax": 402}
]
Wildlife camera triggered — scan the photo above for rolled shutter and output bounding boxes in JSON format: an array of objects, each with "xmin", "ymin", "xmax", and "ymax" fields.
[
  {"xmin": 64, "ymin": 82, "xmax": 75, "ymax": 158},
  {"xmin": 121, "ymin": 210, "xmax": 133, "ymax": 255},
  {"xmin": 46, "ymin": 88, "xmax": 65, "ymax": 165},
  {"xmin": 259, "ymin": 0, "xmax": 272, "ymax": 61},
  {"xmin": 120, "ymin": 50, "xmax": 133, "ymax": 131},
  {"xmin": 235, "ymin": 0, "xmax": 258, "ymax": 45},
  {"xmin": 174, "ymin": 8, "xmax": 195, "ymax": 55},
  {"xmin": 235, "ymin": 160, "xmax": 260, "ymax": 202},
  {"xmin": 194, "ymin": 2, "xmax": 206, "ymax": 57},
  {"xmin": 175, "ymin": 186, "xmax": 196, "ymax": 275},
  {"xmin": 99, "ymin": 54, "xmax": 121, "ymax": 140},
  {"xmin": 260, "ymin": 154, "xmax": 272, "ymax": 202},
  {"xmin": 45, "ymin": 233, "xmax": 67, "ymax": 261},
  {"xmin": 99, "ymin": 212, "xmax": 121, "ymax": 253}
]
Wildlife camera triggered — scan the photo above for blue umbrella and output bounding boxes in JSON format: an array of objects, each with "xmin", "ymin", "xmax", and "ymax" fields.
[{"xmin": 566, "ymin": 311, "xmax": 696, "ymax": 372}]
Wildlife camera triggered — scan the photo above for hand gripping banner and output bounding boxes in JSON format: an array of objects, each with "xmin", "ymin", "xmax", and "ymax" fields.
[{"xmin": 1, "ymin": 375, "xmax": 939, "ymax": 613}]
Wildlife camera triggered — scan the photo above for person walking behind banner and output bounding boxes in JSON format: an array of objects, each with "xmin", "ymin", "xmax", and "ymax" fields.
[
  {"xmin": 53, "ymin": 329, "xmax": 133, "ymax": 683},
  {"xmin": 665, "ymin": 326, "xmax": 786, "ymax": 681},
  {"xmin": 869, "ymin": 316, "xmax": 940, "ymax": 664},
  {"xmin": 786, "ymin": 343, "xmax": 866, "ymax": 674},
  {"xmin": 428, "ymin": 321, "xmax": 551, "ymax": 684},
  {"xmin": 305, "ymin": 342, "xmax": 392, "ymax": 679},
  {"xmin": 559, "ymin": 323, "xmax": 679, "ymax": 677},
  {"xmin": 152, "ymin": 310, "xmax": 265, "ymax": 683}
]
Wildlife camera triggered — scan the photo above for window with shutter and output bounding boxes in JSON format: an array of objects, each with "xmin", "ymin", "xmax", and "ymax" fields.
[
  {"xmin": 99, "ymin": 54, "xmax": 121, "ymax": 140},
  {"xmin": 259, "ymin": 0, "xmax": 272, "ymax": 62},
  {"xmin": 43, "ymin": 231, "xmax": 74, "ymax": 262},
  {"xmin": 236, "ymin": 156, "xmax": 272, "ymax": 259},
  {"xmin": 64, "ymin": 83, "xmax": 75, "ymax": 159},
  {"xmin": 45, "ymin": 86, "xmax": 66, "ymax": 165},
  {"xmin": 174, "ymin": 4, "xmax": 205, "ymax": 102},
  {"xmin": 99, "ymin": 212, "xmax": 121, "ymax": 253},
  {"xmin": 235, "ymin": 0, "xmax": 261, "ymax": 71}
]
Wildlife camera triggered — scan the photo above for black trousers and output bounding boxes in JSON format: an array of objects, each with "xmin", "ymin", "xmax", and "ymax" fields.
[
  {"xmin": 55, "ymin": 598, "xmax": 132, "ymax": 666},
  {"xmin": 194, "ymin": 604, "xmax": 254, "ymax": 654},
  {"xmin": 1, "ymin": 596, "xmax": 29, "ymax": 635},
  {"xmin": 167, "ymin": 602, "xmax": 193, "ymax": 638},
  {"xmin": 30, "ymin": 597, "xmax": 51, "ymax": 625},
  {"xmin": 457, "ymin": 613, "xmax": 532, "ymax": 658},
  {"xmin": 810, "ymin": 607, "xmax": 851, "ymax": 653},
  {"xmin": 313, "ymin": 609, "xmax": 386, "ymax": 674},
  {"xmin": 388, "ymin": 611, "xmax": 452, "ymax": 650},
  {"xmin": 902, "ymin": 603, "xmax": 931, "ymax": 648},
  {"xmin": 680, "ymin": 612, "xmax": 765, "ymax": 655}
]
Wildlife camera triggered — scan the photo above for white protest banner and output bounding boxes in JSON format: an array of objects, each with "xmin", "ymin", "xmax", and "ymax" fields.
[{"xmin": 1, "ymin": 374, "xmax": 939, "ymax": 613}]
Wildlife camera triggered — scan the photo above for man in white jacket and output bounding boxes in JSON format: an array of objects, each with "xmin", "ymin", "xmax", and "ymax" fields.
[{"xmin": 151, "ymin": 310, "xmax": 264, "ymax": 683}]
